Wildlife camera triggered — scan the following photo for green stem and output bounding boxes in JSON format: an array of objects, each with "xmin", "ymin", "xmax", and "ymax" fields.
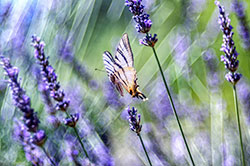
[
  {"xmin": 138, "ymin": 133, "xmax": 153, "ymax": 166},
  {"xmin": 41, "ymin": 146, "xmax": 56, "ymax": 166},
  {"xmin": 147, "ymin": 35, "xmax": 195, "ymax": 165},
  {"xmin": 65, "ymin": 111, "xmax": 90, "ymax": 159},
  {"xmin": 233, "ymin": 85, "xmax": 245, "ymax": 166}
]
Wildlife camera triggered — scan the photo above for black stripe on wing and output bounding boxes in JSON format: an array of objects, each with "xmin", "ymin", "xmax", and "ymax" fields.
[
  {"xmin": 103, "ymin": 51, "xmax": 115, "ymax": 76},
  {"xmin": 115, "ymin": 33, "xmax": 134, "ymax": 67}
]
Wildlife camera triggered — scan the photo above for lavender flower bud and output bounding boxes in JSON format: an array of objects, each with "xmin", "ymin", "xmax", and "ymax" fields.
[
  {"xmin": 225, "ymin": 72, "xmax": 241, "ymax": 85},
  {"xmin": 215, "ymin": 1, "xmax": 242, "ymax": 84},
  {"xmin": 140, "ymin": 33, "xmax": 158, "ymax": 47},
  {"xmin": 30, "ymin": 130, "xmax": 47, "ymax": 146},
  {"xmin": 64, "ymin": 113, "xmax": 79, "ymax": 127},
  {"xmin": 127, "ymin": 107, "xmax": 142, "ymax": 134}
]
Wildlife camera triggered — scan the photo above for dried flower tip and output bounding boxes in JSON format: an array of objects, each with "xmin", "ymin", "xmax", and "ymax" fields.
[
  {"xmin": 140, "ymin": 33, "xmax": 158, "ymax": 47},
  {"xmin": 127, "ymin": 107, "xmax": 142, "ymax": 134},
  {"xmin": 225, "ymin": 72, "xmax": 241, "ymax": 85},
  {"xmin": 64, "ymin": 113, "xmax": 79, "ymax": 127},
  {"xmin": 30, "ymin": 130, "xmax": 46, "ymax": 146}
]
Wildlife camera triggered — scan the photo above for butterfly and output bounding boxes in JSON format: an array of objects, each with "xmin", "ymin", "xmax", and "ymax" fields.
[{"xmin": 103, "ymin": 33, "xmax": 148, "ymax": 101}]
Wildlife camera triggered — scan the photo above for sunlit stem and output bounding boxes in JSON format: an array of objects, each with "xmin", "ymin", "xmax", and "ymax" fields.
[
  {"xmin": 65, "ymin": 111, "xmax": 90, "ymax": 159},
  {"xmin": 138, "ymin": 133, "xmax": 153, "ymax": 166},
  {"xmin": 233, "ymin": 84, "xmax": 245, "ymax": 166},
  {"xmin": 146, "ymin": 32, "xmax": 195, "ymax": 166}
]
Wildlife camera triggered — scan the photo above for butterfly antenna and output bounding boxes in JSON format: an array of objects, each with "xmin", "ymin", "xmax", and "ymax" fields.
[{"xmin": 95, "ymin": 68, "xmax": 106, "ymax": 73}]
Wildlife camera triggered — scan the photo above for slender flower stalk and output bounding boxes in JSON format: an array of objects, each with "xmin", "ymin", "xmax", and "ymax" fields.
[
  {"xmin": 125, "ymin": 1, "xmax": 195, "ymax": 165},
  {"xmin": 215, "ymin": 1, "xmax": 245, "ymax": 165},
  {"xmin": 127, "ymin": 107, "xmax": 152, "ymax": 166},
  {"xmin": 0, "ymin": 56, "xmax": 55, "ymax": 166},
  {"xmin": 31, "ymin": 35, "xmax": 90, "ymax": 160}
]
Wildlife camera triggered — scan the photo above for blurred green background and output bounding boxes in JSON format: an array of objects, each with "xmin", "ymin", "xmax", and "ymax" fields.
[{"xmin": 0, "ymin": 0, "xmax": 250, "ymax": 165}]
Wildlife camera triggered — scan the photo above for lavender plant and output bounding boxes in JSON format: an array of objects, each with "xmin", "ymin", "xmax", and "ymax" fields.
[
  {"xmin": 14, "ymin": 120, "xmax": 45, "ymax": 165},
  {"xmin": 215, "ymin": 1, "xmax": 245, "ymax": 165},
  {"xmin": 0, "ymin": 56, "xmax": 55, "ymax": 166},
  {"xmin": 58, "ymin": 40, "xmax": 98, "ymax": 90},
  {"xmin": 31, "ymin": 35, "xmax": 90, "ymax": 160},
  {"xmin": 232, "ymin": 0, "xmax": 250, "ymax": 49},
  {"xmin": 127, "ymin": 107, "xmax": 152, "ymax": 166},
  {"xmin": 125, "ymin": 0, "xmax": 195, "ymax": 165}
]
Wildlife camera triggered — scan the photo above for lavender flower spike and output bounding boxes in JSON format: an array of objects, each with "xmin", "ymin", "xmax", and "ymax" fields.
[
  {"xmin": 31, "ymin": 35, "xmax": 70, "ymax": 111},
  {"xmin": 215, "ymin": 1, "xmax": 242, "ymax": 85},
  {"xmin": 125, "ymin": 0, "xmax": 157, "ymax": 47},
  {"xmin": 0, "ymin": 56, "xmax": 40, "ymax": 132},
  {"xmin": 14, "ymin": 120, "xmax": 44, "ymax": 165},
  {"xmin": 127, "ymin": 107, "xmax": 142, "ymax": 134}
]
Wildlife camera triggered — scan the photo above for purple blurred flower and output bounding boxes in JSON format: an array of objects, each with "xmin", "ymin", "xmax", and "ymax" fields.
[
  {"xmin": 103, "ymin": 81, "xmax": 124, "ymax": 109},
  {"xmin": 237, "ymin": 80, "xmax": 250, "ymax": 124},
  {"xmin": 0, "ymin": 2, "xmax": 11, "ymax": 24},
  {"xmin": 31, "ymin": 35, "xmax": 70, "ymax": 112},
  {"xmin": 171, "ymin": 133, "xmax": 185, "ymax": 164},
  {"xmin": 203, "ymin": 49, "xmax": 221, "ymax": 87},
  {"xmin": 127, "ymin": 107, "xmax": 142, "ymax": 134},
  {"xmin": 58, "ymin": 39, "xmax": 99, "ymax": 90},
  {"xmin": 90, "ymin": 143, "xmax": 114, "ymax": 166},
  {"xmin": 64, "ymin": 139, "xmax": 89, "ymax": 166},
  {"xmin": 232, "ymin": 0, "xmax": 250, "ymax": 49},
  {"xmin": 0, "ymin": 56, "xmax": 39, "ymax": 132},
  {"xmin": 14, "ymin": 120, "xmax": 45, "ymax": 165},
  {"xmin": 215, "ymin": 1, "xmax": 241, "ymax": 85},
  {"xmin": 222, "ymin": 143, "xmax": 236, "ymax": 166},
  {"xmin": 149, "ymin": 80, "xmax": 172, "ymax": 124}
]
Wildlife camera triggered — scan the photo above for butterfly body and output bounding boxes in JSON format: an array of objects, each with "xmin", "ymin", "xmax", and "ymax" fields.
[{"xmin": 103, "ymin": 34, "xmax": 147, "ymax": 101}]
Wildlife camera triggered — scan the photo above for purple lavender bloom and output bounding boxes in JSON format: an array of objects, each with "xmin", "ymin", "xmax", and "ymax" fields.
[
  {"xmin": 125, "ymin": 0, "xmax": 158, "ymax": 47},
  {"xmin": 127, "ymin": 107, "xmax": 142, "ymax": 134},
  {"xmin": 58, "ymin": 40, "xmax": 97, "ymax": 88},
  {"xmin": 31, "ymin": 35, "xmax": 70, "ymax": 112},
  {"xmin": 140, "ymin": 33, "xmax": 158, "ymax": 47},
  {"xmin": 103, "ymin": 81, "xmax": 124, "ymax": 109},
  {"xmin": 232, "ymin": 0, "xmax": 250, "ymax": 49},
  {"xmin": 65, "ymin": 139, "xmax": 87, "ymax": 166},
  {"xmin": 215, "ymin": 1, "xmax": 242, "ymax": 85},
  {"xmin": 125, "ymin": 0, "xmax": 151, "ymax": 33},
  {"xmin": 237, "ymin": 80, "xmax": 250, "ymax": 124},
  {"xmin": 0, "ymin": 56, "xmax": 39, "ymax": 132},
  {"xmin": 63, "ymin": 113, "xmax": 79, "ymax": 127},
  {"xmin": 30, "ymin": 130, "xmax": 47, "ymax": 146},
  {"xmin": 0, "ymin": 2, "xmax": 11, "ymax": 24},
  {"xmin": 90, "ymin": 143, "xmax": 114, "ymax": 166},
  {"xmin": 14, "ymin": 120, "xmax": 45, "ymax": 165}
]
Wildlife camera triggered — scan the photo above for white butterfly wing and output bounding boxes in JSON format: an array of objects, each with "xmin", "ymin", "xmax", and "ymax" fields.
[
  {"xmin": 115, "ymin": 33, "xmax": 134, "ymax": 68},
  {"xmin": 103, "ymin": 51, "xmax": 116, "ymax": 76},
  {"xmin": 103, "ymin": 51, "xmax": 124, "ymax": 96}
]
